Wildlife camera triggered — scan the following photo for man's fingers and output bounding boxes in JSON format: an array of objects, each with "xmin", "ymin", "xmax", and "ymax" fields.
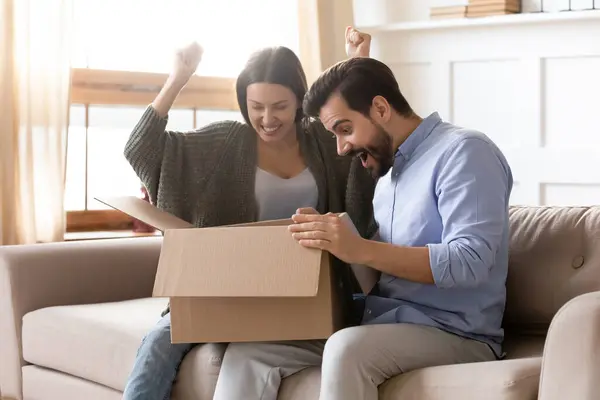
[
  {"xmin": 345, "ymin": 25, "xmax": 353, "ymax": 41},
  {"xmin": 296, "ymin": 207, "xmax": 319, "ymax": 215},
  {"xmin": 297, "ymin": 239, "xmax": 329, "ymax": 251},
  {"xmin": 291, "ymin": 230, "xmax": 330, "ymax": 241},
  {"xmin": 288, "ymin": 221, "xmax": 329, "ymax": 233},
  {"xmin": 346, "ymin": 26, "xmax": 364, "ymax": 45},
  {"xmin": 360, "ymin": 32, "xmax": 372, "ymax": 47},
  {"xmin": 291, "ymin": 213, "xmax": 340, "ymax": 224},
  {"xmin": 291, "ymin": 213, "xmax": 324, "ymax": 223}
]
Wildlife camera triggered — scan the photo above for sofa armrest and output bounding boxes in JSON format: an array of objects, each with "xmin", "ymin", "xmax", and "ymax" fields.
[
  {"xmin": 538, "ymin": 290, "xmax": 600, "ymax": 400},
  {"xmin": 0, "ymin": 236, "xmax": 162, "ymax": 400}
]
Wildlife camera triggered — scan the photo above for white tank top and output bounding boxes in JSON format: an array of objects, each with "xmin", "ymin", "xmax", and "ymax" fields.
[{"xmin": 255, "ymin": 167, "xmax": 319, "ymax": 221}]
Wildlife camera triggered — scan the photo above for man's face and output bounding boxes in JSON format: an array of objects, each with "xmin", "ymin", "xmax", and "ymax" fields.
[{"xmin": 319, "ymin": 93, "xmax": 394, "ymax": 178}]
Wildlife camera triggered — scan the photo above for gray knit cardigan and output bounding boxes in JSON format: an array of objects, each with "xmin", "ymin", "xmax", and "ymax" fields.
[{"xmin": 124, "ymin": 105, "xmax": 378, "ymax": 325}]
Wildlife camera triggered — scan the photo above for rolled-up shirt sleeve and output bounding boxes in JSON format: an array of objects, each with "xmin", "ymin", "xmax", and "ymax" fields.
[{"xmin": 427, "ymin": 136, "xmax": 512, "ymax": 289}]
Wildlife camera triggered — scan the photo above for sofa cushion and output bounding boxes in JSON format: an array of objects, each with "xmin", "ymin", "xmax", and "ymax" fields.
[
  {"xmin": 505, "ymin": 206, "xmax": 600, "ymax": 333},
  {"xmin": 22, "ymin": 297, "xmax": 169, "ymax": 391},
  {"xmin": 379, "ymin": 356, "xmax": 541, "ymax": 400},
  {"xmin": 277, "ymin": 335, "xmax": 544, "ymax": 400},
  {"xmin": 22, "ymin": 364, "xmax": 122, "ymax": 400},
  {"xmin": 276, "ymin": 357, "xmax": 541, "ymax": 400},
  {"xmin": 22, "ymin": 296, "xmax": 226, "ymax": 398}
]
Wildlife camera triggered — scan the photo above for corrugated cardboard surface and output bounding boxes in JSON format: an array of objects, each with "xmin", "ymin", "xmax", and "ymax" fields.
[
  {"xmin": 94, "ymin": 196, "xmax": 193, "ymax": 230},
  {"xmin": 170, "ymin": 253, "xmax": 340, "ymax": 343},
  {"xmin": 153, "ymin": 226, "xmax": 322, "ymax": 297}
]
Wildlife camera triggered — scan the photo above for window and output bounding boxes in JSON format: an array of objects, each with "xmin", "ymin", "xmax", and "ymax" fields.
[
  {"xmin": 72, "ymin": 0, "xmax": 300, "ymax": 76},
  {"xmin": 66, "ymin": 0, "xmax": 300, "ymax": 232}
]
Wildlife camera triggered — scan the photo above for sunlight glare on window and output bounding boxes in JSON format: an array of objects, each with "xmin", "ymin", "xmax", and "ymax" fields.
[
  {"xmin": 86, "ymin": 106, "xmax": 149, "ymax": 210},
  {"xmin": 73, "ymin": 0, "xmax": 300, "ymax": 77},
  {"xmin": 196, "ymin": 109, "xmax": 245, "ymax": 127}
]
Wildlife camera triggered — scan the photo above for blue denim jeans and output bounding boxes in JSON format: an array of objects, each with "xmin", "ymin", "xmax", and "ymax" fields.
[{"xmin": 122, "ymin": 313, "xmax": 195, "ymax": 400}]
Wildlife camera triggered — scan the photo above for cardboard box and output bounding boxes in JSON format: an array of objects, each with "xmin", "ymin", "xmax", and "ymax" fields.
[{"xmin": 95, "ymin": 196, "xmax": 344, "ymax": 344}]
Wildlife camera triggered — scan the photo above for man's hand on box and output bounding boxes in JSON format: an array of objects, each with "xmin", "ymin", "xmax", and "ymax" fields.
[
  {"xmin": 295, "ymin": 208, "xmax": 343, "ymax": 217},
  {"xmin": 295, "ymin": 207, "xmax": 320, "ymax": 215},
  {"xmin": 288, "ymin": 213, "xmax": 367, "ymax": 265}
]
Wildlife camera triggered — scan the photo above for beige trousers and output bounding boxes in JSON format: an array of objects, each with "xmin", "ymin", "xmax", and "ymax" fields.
[{"xmin": 212, "ymin": 323, "xmax": 496, "ymax": 400}]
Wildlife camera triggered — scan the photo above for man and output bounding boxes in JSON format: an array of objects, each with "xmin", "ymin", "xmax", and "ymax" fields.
[
  {"xmin": 288, "ymin": 30, "xmax": 513, "ymax": 399},
  {"xmin": 213, "ymin": 28, "xmax": 512, "ymax": 400}
]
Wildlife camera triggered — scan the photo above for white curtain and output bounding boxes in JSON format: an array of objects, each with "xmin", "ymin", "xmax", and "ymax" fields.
[{"xmin": 0, "ymin": 0, "xmax": 73, "ymax": 245}]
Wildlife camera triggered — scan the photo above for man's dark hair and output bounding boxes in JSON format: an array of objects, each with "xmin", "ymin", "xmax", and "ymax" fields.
[
  {"xmin": 303, "ymin": 57, "xmax": 413, "ymax": 119},
  {"xmin": 236, "ymin": 46, "xmax": 307, "ymax": 126}
]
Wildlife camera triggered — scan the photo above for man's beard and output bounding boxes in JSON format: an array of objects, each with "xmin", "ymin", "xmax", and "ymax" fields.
[{"xmin": 353, "ymin": 123, "xmax": 394, "ymax": 178}]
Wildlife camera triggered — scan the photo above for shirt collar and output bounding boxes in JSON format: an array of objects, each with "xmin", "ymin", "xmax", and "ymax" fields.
[{"xmin": 395, "ymin": 112, "xmax": 442, "ymax": 160}]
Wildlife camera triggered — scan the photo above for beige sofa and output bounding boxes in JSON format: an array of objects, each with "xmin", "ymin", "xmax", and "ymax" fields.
[{"xmin": 1, "ymin": 205, "xmax": 600, "ymax": 400}]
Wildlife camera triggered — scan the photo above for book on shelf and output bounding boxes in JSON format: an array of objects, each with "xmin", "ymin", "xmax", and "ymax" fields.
[
  {"xmin": 430, "ymin": 0, "xmax": 599, "ymax": 20},
  {"xmin": 430, "ymin": 5, "xmax": 468, "ymax": 18},
  {"xmin": 431, "ymin": 0, "xmax": 520, "ymax": 19},
  {"xmin": 467, "ymin": 0, "xmax": 521, "ymax": 16},
  {"xmin": 430, "ymin": 0, "xmax": 469, "ymax": 6}
]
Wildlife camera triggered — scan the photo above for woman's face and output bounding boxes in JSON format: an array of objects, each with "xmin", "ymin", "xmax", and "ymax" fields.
[{"xmin": 246, "ymin": 83, "xmax": 299, "ymax": 143}]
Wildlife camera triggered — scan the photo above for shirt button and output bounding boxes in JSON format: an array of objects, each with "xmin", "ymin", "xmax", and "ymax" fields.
[
  {"xmin": 366, "ymin": 309, "xmax": 372, "ymax": 314},
  {"xmin": 572, "ymin": 256, "xmax": 585, "ymax": 269}
]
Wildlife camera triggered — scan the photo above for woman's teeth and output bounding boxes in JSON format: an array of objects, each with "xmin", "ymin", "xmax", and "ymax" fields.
[{"xmin": 263, "ymin": 125, "xmax": 281, "ymax": 133}]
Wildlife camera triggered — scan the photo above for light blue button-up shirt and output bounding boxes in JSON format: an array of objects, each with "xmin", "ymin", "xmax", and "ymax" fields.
[{"xmin": 363, "ymin": 112, "xmax": 513, "ymax": 357}]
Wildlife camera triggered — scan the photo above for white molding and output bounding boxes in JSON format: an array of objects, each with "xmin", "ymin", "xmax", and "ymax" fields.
[
  {"xmin": 373, "ymin": 23, "xmax": 600, "ymax": 65},
  {"xmin": 357, "ymin": 9, "xmax": 600, "ymax": 33}
]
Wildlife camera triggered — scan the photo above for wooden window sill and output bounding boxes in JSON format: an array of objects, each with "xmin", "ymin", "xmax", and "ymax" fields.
[{"xmin": 64, "ymin": 230, "xmax": 162, "ymax": 241}]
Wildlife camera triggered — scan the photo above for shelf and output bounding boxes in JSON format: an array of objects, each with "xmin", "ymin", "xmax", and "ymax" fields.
[{"xmin": 358, "ymin": 9, "xmax": 600, "ymax": 33}]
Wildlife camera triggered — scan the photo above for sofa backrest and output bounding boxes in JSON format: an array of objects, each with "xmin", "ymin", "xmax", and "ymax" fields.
[{"xmin": 503, "ymin": 205, "xmax": 600, "ymax": 334}]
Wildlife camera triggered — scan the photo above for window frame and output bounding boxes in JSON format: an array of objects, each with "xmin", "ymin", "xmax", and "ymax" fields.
[
  {"xmin": 67, "ymin": 68, "xmax": 238, "ymax": 232},
  {"xmin": 66, "ymin": 0, "xmax": 321, "ymax": 233}
]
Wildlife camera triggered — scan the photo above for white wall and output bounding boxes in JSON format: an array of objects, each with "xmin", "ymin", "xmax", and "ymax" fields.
[
  {"xmin": 352, "ymin": 1, "xmax": 600, "ymax": 206},
  {"xmin": 353, "ymin": 0, "xmax": 432, "ymax": 26}
]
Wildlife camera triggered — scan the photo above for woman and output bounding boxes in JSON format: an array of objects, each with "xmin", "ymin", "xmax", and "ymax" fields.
[{"xmin": 122, "ymin": 28, "xmax": 376, "ymax": 400}]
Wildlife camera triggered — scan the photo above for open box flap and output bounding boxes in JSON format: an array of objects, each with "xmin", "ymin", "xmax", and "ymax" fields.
[
  {"xmin": 153, "ymin": 224, "xmax": 323, "ymax": 298},
  {"xmin": 94, "ymin": 196, "xmax": 194, "ymax": 231}
]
